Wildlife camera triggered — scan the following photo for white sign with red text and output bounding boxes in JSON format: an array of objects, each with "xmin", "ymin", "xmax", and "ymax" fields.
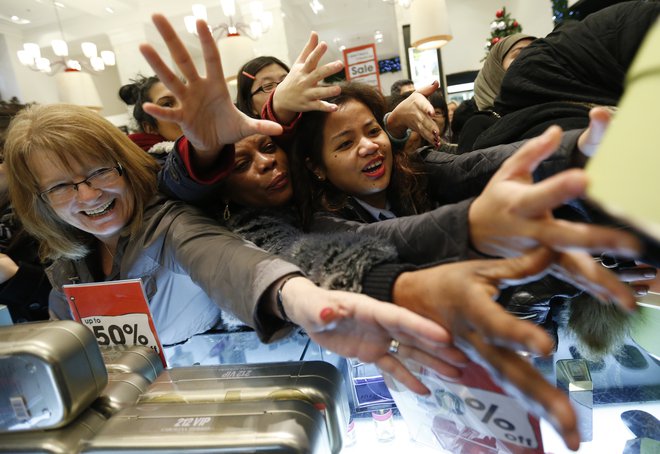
[{"xmin": 343, "ymin": 44, "xmax": 381, "ymax": 91}]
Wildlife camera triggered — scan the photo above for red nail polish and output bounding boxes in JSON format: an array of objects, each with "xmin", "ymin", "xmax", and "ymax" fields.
[{"xmin": 320, "ymin": 307, "xmax": 335, "ymax": 321}]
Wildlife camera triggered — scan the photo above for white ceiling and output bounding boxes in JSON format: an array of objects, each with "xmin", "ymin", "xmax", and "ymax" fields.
[
  {"xmin": 0, "ymin": 0, "xmax": 135, "ymax": 28},
  {"xmin": 0, "ymin": 0, "xmax": 402, "ymax": 65}
]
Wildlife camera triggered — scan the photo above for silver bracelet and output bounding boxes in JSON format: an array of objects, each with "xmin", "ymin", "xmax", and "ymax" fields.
[{"xmin": 383, "ymin": 112, "xmax": 411, "ymax": 144}]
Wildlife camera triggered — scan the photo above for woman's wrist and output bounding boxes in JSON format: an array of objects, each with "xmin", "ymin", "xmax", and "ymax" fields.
[
  {"xmin": 269, "ymin": 274, "xmax": 307, "ymax": 324},
  {"xmin": 271, "ymin": 89, "xmax": 298, "ymax": 125},
  {"xmin": 276, "ymin": 276, "xmax": 295, "ymax": 322},
  {"xmin": 391, "ymin": 270, "xmax": 433, "ymax": 319},
  {"xmin": 383, "ymin": 112, "xmax": 411, "ymax": 144}
]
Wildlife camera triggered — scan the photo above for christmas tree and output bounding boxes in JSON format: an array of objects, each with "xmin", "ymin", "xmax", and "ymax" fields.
[{"xmin": 483, "ymin": 7, "xmax": 523, "ymax": 60}]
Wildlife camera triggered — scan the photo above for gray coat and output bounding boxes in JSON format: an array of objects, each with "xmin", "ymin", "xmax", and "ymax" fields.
[
  {"xmin": 46, "ymin": 195, "xmax": 301, "ymax": 346},
  {"xmin": 310, "ymin": 129, "xmax": 584, "ymax": 265}
]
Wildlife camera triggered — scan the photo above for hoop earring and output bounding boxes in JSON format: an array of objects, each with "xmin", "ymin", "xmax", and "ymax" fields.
[{"xmin": 223, "ymin": 203, "xmax": 231, "ymax": 221}]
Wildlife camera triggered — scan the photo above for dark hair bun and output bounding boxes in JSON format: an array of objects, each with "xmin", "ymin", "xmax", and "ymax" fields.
[{"xmin": 118, "ymin": 83, "xmax": 139, "ymax": 105}]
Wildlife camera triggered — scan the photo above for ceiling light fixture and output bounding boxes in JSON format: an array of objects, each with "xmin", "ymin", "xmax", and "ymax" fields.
[
  {"xmin": 2, "ymin": 14, "xmax": 30, "ymax": 25},
  {"xmin": 184, "ymin": 1, "xmax": 272, "ymax": 41},
  {"xmin": 184, "ymin": 1, "xmax": 263, "ymax": 84},
  {"xmin": 16, "ymin": 0, "xmax": 116, "ymax": 74},
  {"xmin": 410, "ymin": 0, "xmax": 453, "ymax": 50}
]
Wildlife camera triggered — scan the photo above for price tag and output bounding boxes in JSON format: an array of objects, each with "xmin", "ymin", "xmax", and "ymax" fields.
[
  {"xmin": 385, "ymin": 361, "xmax": 544, "ymax": 453},
  {"xmin": 81, "ymin": 313, "xmax": 160, "ymax": 355},
  {"xmin": 64, "ymin": 279, "xmax": 167, "ymax": 367},
  {"xmin": 439, "ymin": 383, "xmax": 537, "ymax": 448}
]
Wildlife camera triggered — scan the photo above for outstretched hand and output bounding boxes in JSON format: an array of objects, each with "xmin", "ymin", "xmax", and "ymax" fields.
[
  {"xmin": 386, "ymin": 81, "xmax": 441, "ymax": 146},
  {"xmin": 139, "ymin": 14, "xmax": 283, "ymax": 166},
  {"xmin": 271, "ymin": 31, "xmax": 344, "ymax": 124},
  {"xmin": 281, "ymin": 277, "xmax": 467, "ymax": 395},
  {"xmin": 468, "ymin": 125, "xmax": 640, "ymax": 310},
  {"xmin": 392, "ymin": 248, "xmax": 580, "ymax": 451}
]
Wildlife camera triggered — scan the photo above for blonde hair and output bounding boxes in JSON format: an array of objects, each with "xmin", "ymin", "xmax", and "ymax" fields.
[{"xmin": 4, "ymin": 104, "xmax": 160, "ymax": 260}]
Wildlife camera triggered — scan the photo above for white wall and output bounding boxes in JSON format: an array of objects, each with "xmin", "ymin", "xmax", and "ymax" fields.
[{"xmin": 0, "ymin": 35, "xmax": 21, "ymax": 101}]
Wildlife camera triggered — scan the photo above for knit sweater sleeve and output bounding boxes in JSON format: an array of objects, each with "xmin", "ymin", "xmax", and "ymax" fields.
[{"xmin": 227, "ymin": 209, "xmax": 401, "ymax": 294}]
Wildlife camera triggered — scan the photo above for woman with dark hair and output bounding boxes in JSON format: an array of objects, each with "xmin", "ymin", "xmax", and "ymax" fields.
[
  {"xmin": 235, "ymin": 56, "xmax": 290, "ymax": 118},
  {"xmin": 292, "ymin": 83, "xmax": 432, "ymax": 225},
  {"xmin": 118, "ymin": 75, "xmax": 183, "ymax": 156}
]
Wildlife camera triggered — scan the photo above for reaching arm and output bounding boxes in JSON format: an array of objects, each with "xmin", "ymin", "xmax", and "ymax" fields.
[
  {"xmin": 139, "ymin": 14, "xmax": 283, "ymax": 171},
  {"xmin": 164, "ymin": 203, "xmax": 462, "ymax": 394},
  {"xmin": 311, "ymin": 197, "xmax": 478, "ymax": 264}
]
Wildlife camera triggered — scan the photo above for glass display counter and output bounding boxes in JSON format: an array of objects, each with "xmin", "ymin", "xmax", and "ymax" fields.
[{"xmin": 163, "ymin": 324, "xmax": 660, "ymax": 454}]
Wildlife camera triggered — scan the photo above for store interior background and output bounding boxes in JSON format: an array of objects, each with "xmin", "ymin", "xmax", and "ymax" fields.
[{"xmin": 0, "ymin": 0, "xmax": 581, "ymax": 126}]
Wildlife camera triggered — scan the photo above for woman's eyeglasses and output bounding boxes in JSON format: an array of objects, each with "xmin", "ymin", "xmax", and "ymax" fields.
[
  {"xmin": 39, "ymin": 163, "xmax": 124, "ymax": 205},
  {"xmin": 250, "ymin": 79, "xmax": 285, "ymax": 96}
]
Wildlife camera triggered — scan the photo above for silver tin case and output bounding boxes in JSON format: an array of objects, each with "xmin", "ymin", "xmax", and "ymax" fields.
[
  {"xmin": 101, "ymin": 346, "xmax": 163, "ymax": 383},
  {"xmin": 139, "ymin": 361, "xmax": 348, "ymax": 453},
  {"xmin": 93, "ymin": 372, "xmax": 151, "ymax": 418},
  {"xmin": 0, "ymin": 407, "xmax": 107, "ymax": 453},
  {"xmin": 81, "ymin": 400, "xmax": 330, "ymax": 454},
  {"xmin": 0, "ymin": 321, "xmax": 108, "ymax": 433}
]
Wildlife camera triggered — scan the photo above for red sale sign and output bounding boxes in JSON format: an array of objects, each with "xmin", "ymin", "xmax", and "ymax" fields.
[{"xmin": 64, "ymin": 279, "xmax": 167, "ymax": 367}]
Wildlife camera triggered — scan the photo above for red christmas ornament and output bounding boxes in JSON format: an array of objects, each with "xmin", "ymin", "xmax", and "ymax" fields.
[
  {"xmin": 513, "ymin": 20, "xmax": 519, "ymax": 27},
  {"xmin": 491, "ymin": 37, "xmax": 500, "ymax": 45},
  {"xmin": 495, "ymin": 9, "xmax": 504, "ymax": 18}
]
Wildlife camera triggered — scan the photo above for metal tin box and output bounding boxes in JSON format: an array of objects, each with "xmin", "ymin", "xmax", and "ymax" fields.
[
  {"xmin": 93, "ymin": 372, "xmax": 151, "ymax": 418},
  {"xmin": 81, "ymin": 400, "xmax": 330, "ymax": 453},
  {"xmin": 0, "ymin": 408, "xmax": 107, "ymax": 453},
  {"xmin": 0, "ymin": 321, "xmax": 108, "ymax": 433},
  {"xmin": 101, "ymin": 346, "xmax": 163, "ymax": 383},
  {"xmin": 138, "ymin": 361, "xmax": 349, "ymax": 453}
]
